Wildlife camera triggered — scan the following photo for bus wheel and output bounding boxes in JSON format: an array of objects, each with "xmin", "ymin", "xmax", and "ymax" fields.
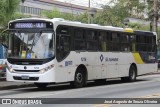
[
  {"xmin": 34, "ymin": 83, "xmax": 48, "ymax": 89},
  {"xmin": 71, "ymin": 68, "xmax": 85, "ymax": 88},
  {"xmin": 128, "ymin": 65, "xmax": 137, "ymax": 82},
  {"xmin": 121, "ymin": 65, "xmax": 137, "ymax": 82}
]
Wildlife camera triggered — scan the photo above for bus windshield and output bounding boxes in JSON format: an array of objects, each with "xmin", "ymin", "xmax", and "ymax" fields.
[{"xmin": 8, "ymin": 31, "xmax": 54, "ymax": 59}]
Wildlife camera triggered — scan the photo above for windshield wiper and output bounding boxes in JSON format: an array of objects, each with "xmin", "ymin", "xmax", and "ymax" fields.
[
  {"xmin": 16, "ymin": 31, "xmax": 42, "ymax": 54},
  {"xmin": 16, "ymin": 31, "xmax": 26, "ymax": 51},
  {"xmin": 30, "ymin": 31, "xmax": 42, "ymax": 52}
]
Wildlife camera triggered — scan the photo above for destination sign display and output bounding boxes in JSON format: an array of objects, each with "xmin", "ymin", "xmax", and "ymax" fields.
[{"xmin": 14, "ymin": 23, "xmax": 46, "ymax": 29}]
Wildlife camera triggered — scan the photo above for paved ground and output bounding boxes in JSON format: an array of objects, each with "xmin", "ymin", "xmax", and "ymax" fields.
[
  {"xmin": 0, "ymin": 81, "xmax": 34, "ymax": 90},
  {"xmin": 1, "ymin": 73, "xmax": 160, "ymax": 107}
]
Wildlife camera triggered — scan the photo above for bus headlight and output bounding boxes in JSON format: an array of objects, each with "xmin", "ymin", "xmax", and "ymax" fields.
[
  {"xmin": 7, "ymin": 66, "xmax": 16, "ymax": 73},
  {"xmin": 39, "ymin": 64, "xmax": 54, "ymax": 74}
]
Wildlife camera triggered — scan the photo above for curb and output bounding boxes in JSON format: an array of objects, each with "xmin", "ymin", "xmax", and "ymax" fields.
[
  {"xmin": 0, "ymin": 77, "xmax": 6, "ymax": 81},
  {"xmin": 145, "ymin": 71, "xmax": 160, "ymax": 75},
  {"xmin": 0, "ymin": 83, "xmax": 35, "ymax": 90}
]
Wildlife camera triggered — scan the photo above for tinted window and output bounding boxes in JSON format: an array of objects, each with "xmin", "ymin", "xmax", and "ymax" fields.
[
  {"xmin": 56, "ymin": 26, "xmax": 70, "ymax": 61},
  {"xmin": 74, "ymin": 28, "xmax": 86, "ymax": 50},
  {"xmin": 86, "ymin": 30, "xmax": 98, "ymax": 51}
]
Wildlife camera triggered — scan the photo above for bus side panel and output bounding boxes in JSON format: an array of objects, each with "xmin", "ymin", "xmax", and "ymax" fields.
[
  {"xmin": 54, "ymin": 65, "xmax": 69, "ymax": 83},
  {"xmin": 132, "ymin": 52, "xmax": 158, "ymax": 76},
  {"xmin": 117, "ymin": 53, "xmax": 134, "ymax": 77},
  {"xmin": 106, "ymin": 52, "xmax": 134, "ymax": 78},
  {"xmin": 84, "ymin": 52, "xmax": 102, "ymax": 80},
  {"xmin": 54, "ymin": 51, "xmax": 157, "ymax": 83},
  {"xmin": 106, "ymin": 65, "xmax": 118, "ymax": 78},
  {"xmin": 54, "ymin": 52, "xmax": 82, "ymax": 82},
  {"xmin": 137, "ymin": 63, "xmax": 157, "ymax": 76},
  {"xmin": 118, "ymin": 65, "xmax": 130, "ymax": 77},
  {"xmin": 103, "ymin": 52, "xmax": 117, "ymax": 78}
]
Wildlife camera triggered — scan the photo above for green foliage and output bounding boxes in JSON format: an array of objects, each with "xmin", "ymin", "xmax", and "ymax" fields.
[
  {"xmin": 12, "ymin": 12, "xmax": 31, "ymax": 19},
  {"xmin": 0, "ymin": 0, "xmax": 20, "ymax": 29},
  {"xmin": 42, "ymin": 0, "xmax": 160, "ymax": 38},
  {"xmin": 128, "ymin": 23, "xmax": 150, "ymax": 31},
  {"xmin": 74, "ymin": 12, "xmax": 88, "ymax": 23},
  {"xmin": 42, "ymin": 8, "xmax": 62, "ymax": 19},
  {"xmin": 157, "ymin": 26, "xmax": 160, "ymax": 39},
  {"xmin": 93, "ymin": 9, "xmax": 124, "ymax": 27},
  {"xmin": 42, "ymin": 8, "xmax": 88, "ymax": 23},
  {"xmin": 42, "ymin": 8, "xmax": 74, "ymax": 20},
  {"xmin": 93, "ymin": 0, "xmax": 146, "ymax": 27}
]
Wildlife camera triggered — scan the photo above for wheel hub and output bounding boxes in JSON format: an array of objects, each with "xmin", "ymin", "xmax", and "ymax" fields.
[
  {"xmin": 76, "ymin": 73, "xmax": 83, "ymax": 83},
  {"xmin": 131, "ymin": 69, "xmax": 135, "ymax": 80}
]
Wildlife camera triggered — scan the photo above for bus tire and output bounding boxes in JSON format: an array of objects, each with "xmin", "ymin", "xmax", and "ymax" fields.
[
  {"xmin": 71, "ymin": 68, "xmax": 86, "ymax": 88},
  {"xmin": 121, "ymin": 65, "xmax": 137, "ymax": 82},
  {"xmin": 128, "ymin": 65, "xmax": 137, "ymax": 82},
  {"xmin": 34, "ymin": 83, "xmax": 48, "ymax": 89}
]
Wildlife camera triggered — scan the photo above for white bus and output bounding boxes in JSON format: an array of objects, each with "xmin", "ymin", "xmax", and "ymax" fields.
[{"xmin": 6, "ymin": 18, "xmax": 158, "ymax": 88}]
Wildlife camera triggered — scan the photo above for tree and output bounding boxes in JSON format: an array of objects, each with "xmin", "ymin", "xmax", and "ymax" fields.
[
  {"xmin": 42, "ymin": 8, "xmax": 88, "ymax": 23},
  {"xmin": 42, "ymin": 8, "xmax": 74, "ymax": 20},
  {"xmin": 93, "ymin": 0, "xmax": 146, "ymax": 27},
  {"xmin": 74, "ymin": 12, "xmax": 88, "ymax": 23},
  {"xmin": 0, "ymin": 0, "xmax": 20, "ymax": 29}
]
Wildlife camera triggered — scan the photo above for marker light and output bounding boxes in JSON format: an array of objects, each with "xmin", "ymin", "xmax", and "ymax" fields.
[
  {"xmin": 39, "ymin": 64, "xmax": 54, "ymax": 74},
  {"xmin": 7, "ymin": 66, "xmax": 16, "ymax": 73},
  {"xmin": 124, "ymin": 28, "xmax": 133, "ymax": 33}
]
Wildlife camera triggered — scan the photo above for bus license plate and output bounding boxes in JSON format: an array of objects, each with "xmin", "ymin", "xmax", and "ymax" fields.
[{"xmin": 21, "ymin": 75, "xmax": 29, "ymax": 79}]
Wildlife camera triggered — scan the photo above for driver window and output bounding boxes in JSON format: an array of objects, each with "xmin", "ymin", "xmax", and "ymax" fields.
[{"xmin": 56, "ymin": 26, "xmax": 70, "ymax": 62}]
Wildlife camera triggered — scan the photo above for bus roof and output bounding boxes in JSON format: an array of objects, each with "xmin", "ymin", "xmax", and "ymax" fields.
[
  {"xmin": 51, "ymin": 18, "xmax": 124, "ymax": 32},
  {"xmin": 8, "ymin": 18, "xmax": 124, "ymax": 32},
  {"xmin": 134, "ymin": 30, "xmax": 156, "ymax": 36},
  {"xmin": 8, "ymin": 18, "xmax": 156, "ymax": 35}
]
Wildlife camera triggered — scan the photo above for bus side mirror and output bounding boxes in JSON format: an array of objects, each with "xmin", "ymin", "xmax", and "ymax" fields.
[
  {"xmin": 1, "ymin": 34, "xmax": 5, "ymax": 43},
  {"xmin": 157, "ymin": 39, "xmax": 160, "ymax": 45}
]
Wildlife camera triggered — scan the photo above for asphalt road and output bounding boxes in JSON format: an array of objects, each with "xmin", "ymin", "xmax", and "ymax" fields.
[{"xmin": 1, "ymin": 74, "xmax": 160, "ymax": 107}]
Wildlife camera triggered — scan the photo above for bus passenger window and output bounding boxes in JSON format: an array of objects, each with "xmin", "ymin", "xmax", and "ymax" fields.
[
  {"xmin": 130, "ymin": 35, "xmax": 135, "ymax": 51},
  {"xmin": 74, "ymin": 28, "xmax": 86, "ymax": 50},
  {"xmin": 86, "ymin": 30, "xmax": 98, "ymax": 51},
  {"xmin": 99, "ymin": 31, "xmax": 106, "ymax": 52}
]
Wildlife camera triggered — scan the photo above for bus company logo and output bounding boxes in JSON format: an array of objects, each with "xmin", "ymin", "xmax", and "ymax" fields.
[
  {"xmin": 65, "ymin": 61, "xmax": 73, "ymax": 66},
  {"xmin": 24, "ymin": 66, "xmax": 27, "ymax": 70},
  {"xmin": 2, "ymin": 99, "xmax": 11, "ymax": 104},
  {"xmin": 100, "ymin": 54, "xmax": 104, "ymax": 62},
  {"xmin": 81, "ymin": 57, "xmax": 86, "ymax": 61}
]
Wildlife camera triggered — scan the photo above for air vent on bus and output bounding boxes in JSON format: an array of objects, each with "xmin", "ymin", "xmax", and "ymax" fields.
[
  {"xmin": 14, "ymin": 70, "xmax": 40, "ymax": 72},
  {"xmin": 7, "ymin": 58, "xmax": 54, "ymax": 65}
]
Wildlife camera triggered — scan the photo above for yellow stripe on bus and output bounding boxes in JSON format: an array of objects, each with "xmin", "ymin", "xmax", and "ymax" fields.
[
  {"xmin": 124, "ymin": 28, "xmax": 133, "ymax": 33},
  {"xmin": 132, "ymin": 53, "xmax": 144, "ymax": 64}
]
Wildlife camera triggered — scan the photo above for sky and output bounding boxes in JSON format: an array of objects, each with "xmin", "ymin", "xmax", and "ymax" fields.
[{"xmin": 55, "ymin": 0, "xmax": 111, "ymax": 8}]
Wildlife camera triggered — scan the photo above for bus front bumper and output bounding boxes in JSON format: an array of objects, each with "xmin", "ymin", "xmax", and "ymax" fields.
[{"xmin": 6, "ymin": 69, "xmax": 55, "ymax": 83}]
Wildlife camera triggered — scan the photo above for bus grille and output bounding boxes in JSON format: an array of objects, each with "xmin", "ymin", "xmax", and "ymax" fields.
[
  {"xmin": 14, "ymin": 70, "xmax": 40, "ymax": 72},
  {"xmin": 13, "ymin": 76, "xmax": 39, "ymax": 81}
]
